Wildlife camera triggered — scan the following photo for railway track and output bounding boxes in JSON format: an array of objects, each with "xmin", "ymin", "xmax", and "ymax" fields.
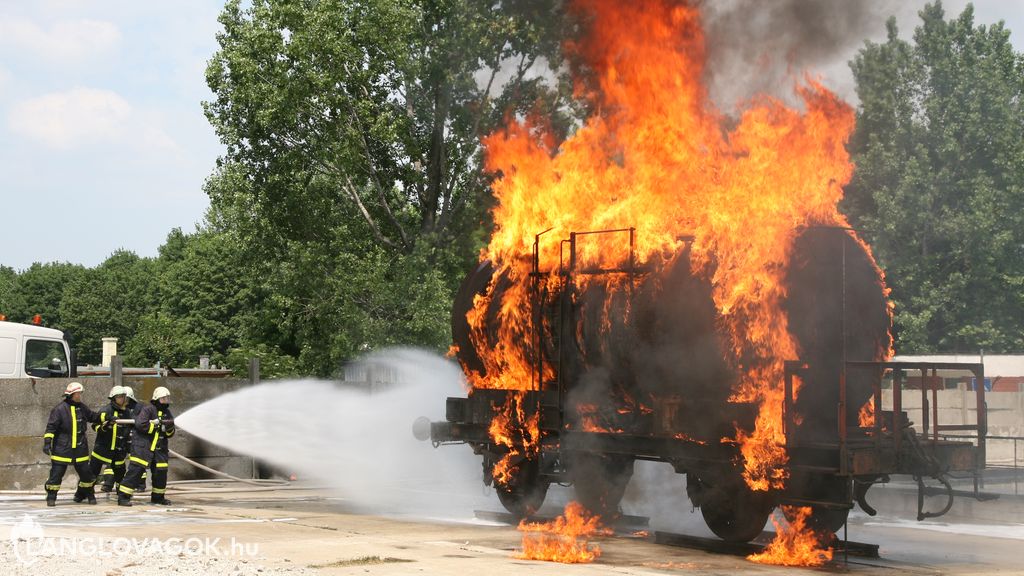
[{"xmin": 476, "ymin": 509, "xmax": 882, "ymax": 564}]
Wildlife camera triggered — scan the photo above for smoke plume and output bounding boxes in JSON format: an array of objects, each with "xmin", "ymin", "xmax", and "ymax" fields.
[{"xmin": 700, "ymin": 0, "xmax": 905, "ymax": 107}]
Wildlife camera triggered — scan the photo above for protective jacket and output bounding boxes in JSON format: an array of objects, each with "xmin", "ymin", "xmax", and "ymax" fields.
[
  {"xmin": 44, "ymin": 398, "xmax": 101, "ymax": 464},
  {"xmin": 91, "ymin": 402, "xmax": 130, "ymax": 464},
  {"xmin": 129, "ymin": 402, "xmax": 175, "ymax": 469}
]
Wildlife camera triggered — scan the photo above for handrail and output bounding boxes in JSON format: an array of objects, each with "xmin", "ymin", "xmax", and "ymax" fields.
[
  {"xmin": 784, "ymin": 360, "xmax": 989, "ymax": 475},
  {"xmin": 844, "ymin": 360, "xmax": 987, "ymax": 474}
]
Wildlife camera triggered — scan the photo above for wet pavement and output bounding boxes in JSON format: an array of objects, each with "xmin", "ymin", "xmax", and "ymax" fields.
[{"xmin": 0, "ymin": 483, "xmax": 1021, "ymax": 575}]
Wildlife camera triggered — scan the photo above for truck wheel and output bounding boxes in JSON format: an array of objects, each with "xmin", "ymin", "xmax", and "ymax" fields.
[
  {"xmin": 494, "ymin": 457, "xmax": 548, "ymax": 518},
  {"xmin": 569, "ymin": 453, "xmax": 634, "ymax": 517}
]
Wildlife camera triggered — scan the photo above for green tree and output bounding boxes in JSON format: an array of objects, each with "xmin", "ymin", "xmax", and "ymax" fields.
[
  {"xmin": 845, "ymin": 2, "xmax": 1024, "ymax": 353},
  {"xmin": 204, "ymin": 0, "xmax": 572, "ymax": 257},
  {"xmin": 202, "ymin": 0, "xmax": 577, "ymax": 373},
  {"xmin": 0, "ymin": 266, "xmax": 20, "ymax": 320},
  {"xmin": 59, "ymin": 251, "xmax": 160, "ymax": 365},
  {"xmin": 1, "ymin": 263, "xmax": 86, "ymax": 328},
  {"xmin": 122, "ymin": 312, "xmax": 204, "ymax": 368},
  {"xmin": 157, "ymin": 228, "xmax": 262, "ymax": 361}
]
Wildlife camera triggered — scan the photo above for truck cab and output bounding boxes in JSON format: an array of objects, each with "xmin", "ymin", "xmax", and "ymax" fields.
[{"xmin": 0, "ymin": 320, "xmax": 72, "ymax": 378}]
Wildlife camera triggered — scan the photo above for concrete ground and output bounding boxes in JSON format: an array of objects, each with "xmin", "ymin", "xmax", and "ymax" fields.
[{"xmin": 0, "ymin": 483, "xmax": 1022, "ymax": 576}]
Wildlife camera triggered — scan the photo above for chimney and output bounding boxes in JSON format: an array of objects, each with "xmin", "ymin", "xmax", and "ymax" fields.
[
  {"xmin": 199, "ymin": 355, "xmax": 210, "ymax": 370},
  {"xmin": 101, "ymin": 337, "xmax": 119, "ymax": 367}
]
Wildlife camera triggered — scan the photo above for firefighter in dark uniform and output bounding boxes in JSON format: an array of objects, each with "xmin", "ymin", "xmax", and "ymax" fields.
[
  {"xmin": 90, "ymin": 385, "xmax": 130, "ymax": 494},
  {"xmin": 43, "ymin": 382, "xmax": 103, "ymax": 506},
  {"xmin": 122, "ymin": 386, "xmax": 147, "ymax": 491},
  {"xmin": 118, "ymin": 386, "xmax": 175, "ymax": 507}
]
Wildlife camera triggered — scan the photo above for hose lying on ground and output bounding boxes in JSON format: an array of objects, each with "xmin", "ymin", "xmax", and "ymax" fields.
[{"xmin": 0, "ymin": 450, "xmax": 310, "ymax": 501}]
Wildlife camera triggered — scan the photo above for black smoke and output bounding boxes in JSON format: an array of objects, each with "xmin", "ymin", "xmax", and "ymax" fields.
[{"xmin": 699, "ymin": 0, "xmax": 905, "ymax": 106}]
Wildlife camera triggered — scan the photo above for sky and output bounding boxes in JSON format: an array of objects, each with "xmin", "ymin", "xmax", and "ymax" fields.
[{"xmin": 0, "ymin": 1, "xmax": 1022, "ymax": 271}]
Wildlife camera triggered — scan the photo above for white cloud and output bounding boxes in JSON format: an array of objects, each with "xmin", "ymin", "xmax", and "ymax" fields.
[
  {"xmin": 8, "ymin": 87, "xmax": 131, "ymax": 149},
  {"xmin": 0, "ymin": 17, "xmax": 120, "ymax": 64}
]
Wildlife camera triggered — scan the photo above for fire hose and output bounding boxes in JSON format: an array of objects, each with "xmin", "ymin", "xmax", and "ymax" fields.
[
  {"xmin": 0, "ymin": 423, "xmax": 318, "ymax": 501},
  {"xmin": 111, "ymin": 418, "xmax": 288, "ymax": 487}
]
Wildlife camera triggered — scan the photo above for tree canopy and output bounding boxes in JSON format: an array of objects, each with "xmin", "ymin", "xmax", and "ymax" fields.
[
  {"xmin": 203, "ymin": 0, "xmax": 574, "ymax": 256},
  {"xmin": 845, "ymin": 1, "xmax": 1024, "ymax": 353},
  {"xmin": 198, "ymin": 0, "xmax": 579, "ymax": 374}
]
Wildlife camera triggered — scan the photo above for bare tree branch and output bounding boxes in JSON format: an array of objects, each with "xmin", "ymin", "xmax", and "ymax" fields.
[
  {"xmin": 340, "ymin": 63, "xmax": 410, "ymax": 249},
  {"xmin": 341, "ymin": 173, "xmax": 398, "ymax": 251}
]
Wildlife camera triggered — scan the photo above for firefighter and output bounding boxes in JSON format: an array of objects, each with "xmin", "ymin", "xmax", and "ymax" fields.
[
  {"xmin": 90, "ymin": 385, "xmax": 130, "ymax": 494},
  {"xmin": 118, "ymin": 386, "xmax": 176, "ymax": 507},
  {"xmin": 43, "ymin": 382, "xmax": 103, "ymax": 506},
  {"xmin": 123, "ymin": 386, "xmax": 147, "ymax": 491}
]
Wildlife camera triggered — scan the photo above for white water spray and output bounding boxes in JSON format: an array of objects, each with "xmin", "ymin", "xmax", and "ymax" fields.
[{"xmin": 176, "ymin": 348, "xmax": 490, "ymax": 518}]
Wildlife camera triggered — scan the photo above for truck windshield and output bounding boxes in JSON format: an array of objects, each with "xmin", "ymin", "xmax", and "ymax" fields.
[{"xmin": 25, "ymin": 339, "xmax": 68, "ymax": 378}]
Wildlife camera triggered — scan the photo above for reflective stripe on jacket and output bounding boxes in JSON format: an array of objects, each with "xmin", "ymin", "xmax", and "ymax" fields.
[
  {"xmin": 44, "ymin": 398, "xmax": 100, "ymax": 463},
  {"xmin": 92, "ymin": 402, "xmax": 130, "ymax": 459}
]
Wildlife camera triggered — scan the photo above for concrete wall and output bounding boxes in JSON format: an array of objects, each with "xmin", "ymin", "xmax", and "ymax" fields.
[
  {"xmin": 881, "ymin": 386, "xmax": 1024, "ymax": 467},
  {"xmin": 0, "ymin": 377, "xmax": 255, "ymax": 491}
]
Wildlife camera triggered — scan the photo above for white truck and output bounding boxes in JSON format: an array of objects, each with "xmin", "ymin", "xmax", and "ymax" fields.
[{"xmin": 0, "ymin": 320, "xmax": 72, "ymax": 378}]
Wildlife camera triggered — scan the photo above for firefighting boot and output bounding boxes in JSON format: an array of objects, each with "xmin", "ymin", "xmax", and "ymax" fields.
[
  {"xmin": 150, "ymin": 494, "xmax": 172, "ymax": 506},
  {"xmin": 72, "ymin": 488, "xmax": 86, "ymax": 503},
  {"xmin": 100, "ymin": 469, "xmax": 115, "ymax": 493},
  {"xmin": 86, "ymin": 488, "xmax": 97, "ymax": 505},
  {"xmin": 117, "ymin": 493, "xmax": 132, "ymax": 507},
  {"xmin": 45, "ymin": 490, "xmax": 57, "ymax": 507}
]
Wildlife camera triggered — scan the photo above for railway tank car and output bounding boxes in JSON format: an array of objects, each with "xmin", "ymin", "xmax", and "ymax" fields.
[{"xmin": 430, "ymin": 226, "xmax": 987, "ymax": 543}]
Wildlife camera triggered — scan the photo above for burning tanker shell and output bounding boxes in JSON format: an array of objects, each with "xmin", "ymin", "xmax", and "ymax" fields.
[{"xmin": 444, "ymin": 0, "xmax": 894, "ymax": 567}]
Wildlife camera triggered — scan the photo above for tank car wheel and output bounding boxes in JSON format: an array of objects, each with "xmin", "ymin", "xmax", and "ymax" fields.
[
  {"xmin": 782, "ymin": 474, "xmax": 851, "ymax": 537},
  {"xmin": 690, "ymin": 472, "xmax": 774, "ymax": 543},
  {"xmin": 493, "ymin": 457, "xmax": 549, "ymax": 519},
  {"xmin": 569, "ymin": 453, "xmax": 635, "ymax": 517},
  {"xmin": 783, "ymin": 505, "xmax": 849, "ymax": 537}
]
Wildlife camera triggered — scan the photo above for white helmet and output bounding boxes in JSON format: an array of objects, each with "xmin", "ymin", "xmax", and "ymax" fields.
[
  {"xmin": 123, "ymin": 386, "xmax": 136, "ymax": 401},
  {"xmin": 152, "ymin": 386, "xmax": 171, "ymax": 402},
  {"xmin": 64, "ymin": 382, "xmax": 83, "ymax": 395},
  {"xmin": 108, "ymin": 385, "xmax": 125, "ymax": 398}
]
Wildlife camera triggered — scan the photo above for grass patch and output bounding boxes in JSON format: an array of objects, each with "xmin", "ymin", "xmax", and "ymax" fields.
[{"xmin": 309, "ymin": 556, "xmax": 414, "ymax": 568}]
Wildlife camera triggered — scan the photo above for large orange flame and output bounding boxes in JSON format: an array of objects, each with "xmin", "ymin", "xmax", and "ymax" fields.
[
  {"xmin": 476, "ymin": 0, "xmax": 861, "ymax": 491},
  {"xmin": 748, "ymin": 506, "xmax": 834, "ymax": 567},
  {"xmin": 517, "ymin": 501, "xmax": 612, "ymax": 563},
  {"xmin": 489, "ymin": 392, "xmax": 541, "ymax": 486}
]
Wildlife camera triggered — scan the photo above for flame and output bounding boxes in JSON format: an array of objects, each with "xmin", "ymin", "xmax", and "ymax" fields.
[
  {"xmin": 517, "ymin": 501, "xmax": 612, "ymax": 563},
  {"xmin": 673, "ymin": 433, "xmax": 707, "ymax": 445},
  {"xmin": 474, "ymin": 0, "xmax": 869, "ymax": 492},
  {"xmin": 577, "ymin": 403, "xmax": 610, "ymax": 432},
  {"xmin": 858, "ymin": 396, "xmax": 876, "ymax": 428},
  {"xmin": 748, "ymin": 506, "xmax": 834, "ymax": 567},
  {"xmin": 489, "ymin": 392, "xmax": 542, "ymax": 486}
]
